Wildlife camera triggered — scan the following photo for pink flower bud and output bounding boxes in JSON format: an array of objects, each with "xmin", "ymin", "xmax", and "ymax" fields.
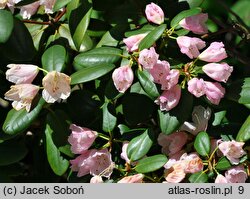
[
  {"xmin": 215, "ymin": 174, "xmax": 228, "ymax": 183},
  {"xmin": 6, "ymin": 64, "xmax": 39, "ymax": 84},
  {"xmin": 90, "ymin": 176, "xmax": 103, "ymax": 183},
  {"xmin": 179, "ymin": 13, "xmax": 208, "ymax": 35},
  {"xmin": 68, "ymin": 124, "xmax": 98, "ymax": 154},
  {"xmin": 204, "ymin": 81, "xmax": 225, "ymax": 105},
  {"xmin": 120, "ymin": 141, "xmax": 130, "ymax": 164},
  {"xmin": 202, "ymin": 62, "xmax": 233, "ymax": 83},
  {"xmin": 198, "ymin": 42, "xmax": 227, "ymax": 62},
  {"xmin": 225, "ymin": 165, "xmax": 247, "ymax": 183},
  {"xmin": 145, "ymin": 3, "xmax": 164, "ymax": 25},
  {"xmin": 112, "ymin": 65, "xmax": 134, "ymax": 93},
  {"xmin": 20, "ymin": 2, "xmax": 40, "ymax": 19},
  {"xmin": 118, "ymin": 174, "xmax": 144, "ymax": 183},
  {"xmin": 187, "ymin": 78, "xmax": 206, "ymax": 97},
  {"xmin": 138, "ymin": 47, "xmax": 159, "ymax": 70},
  {"xmin": 123, "ymin": 33, "xmax": 147, "ymax": 52},
  {"xmin": 149, "ymin": 60, "xmax": 170, "ymax": 84},
  {"xmin": 155, "ymin": 85, "xmax": 181, "ymax": 111},
  {"xmin": 161, "ymin": 69, "xmax": 180, "ymax": 90},
  {"xmin": 177, "ymin": 36, "xmax": 206, "ymax": 59},
  {"xmin": 42, "ymin": 71, "xmax": 71, "ymax": 103},
  {"xmin": 4, "ymin": 84, "xmax": 39, "ymax": 112},
  {"xmin": 218, "ymin": 140, "xmax": 246, "ymax": 165},
  {"xmin": 40, "ymin": 0, "xmax": 56, "ymax": 14}
]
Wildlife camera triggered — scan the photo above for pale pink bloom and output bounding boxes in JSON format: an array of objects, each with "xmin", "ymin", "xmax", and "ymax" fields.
[
  {"xmin": 202, "ymin": 62, "xmax": 233, "ymax": 83},
  {"xmin": 179, "ymin": 13, "xmax": 208, "ymax": 35},
  {"xmin": 123, "ymin": 33, "xmax": 147, "ymax": 52},
  {"xmin": 1, "ymin": 0, "xmax": 21, "ymax": 9},
  {"xmin": 215, "ymin": 174, "xmax": 228, "ymax": 183},
  {"xmin": 155, "ymin": 85, "xmax": 181, "ymax": 111},
  {"xmin": 161, "ymin": 69, "xmax": 180, "ymax": 90},
  {"xmin": 180, "ymin": 153, "xmax": 203, "ymax": 173},
  {"xmin": 225, "ymin": 165, "xmax": 247, "ymax": 183},
  {"xmin": 68, "ymin": 124, "xmax": 98, "ymax": 154},
  {"xmin": 90, "ymin": 176, "xmax": 103, "ymax": 183},
  {"xmin": 157, "ymin": 132, "xmax": 188, "ymax": 156},
  {"xmin": 218, "ymin": 140, "xmax": 246, "ymax": 165},
  {"xmin": 187, "ymin": 78, "xmax": 206, "ymax": 97},
  {"xmin": 165, "ymin": 164, "xmax": 186, "ymax": 183},
  {"xmin": 145, "ymin": 3, "xmax": 164, "ymax": 25},
  {"xmin": 20, "ymin": 1, "xmax": 40, "ymax": 19},
  {"xmin": 0, "ymin": 0, "xmax": 8, "ymax": 9},
  {"xmin": 42, "ymin": 71, "xmax": 71, "ymax": 103},
  {"xmin": 138, "ymin": 47, "xmax": 159, "ymax": 70},
  {"xmin": 120, "ymin": 141, "xmax": 131, "ymax": 164},
  {"xmin": 204, "ymin": 81, "xmax": 225, "ymax": 105},
  {"xmin": 112, "ymin": 65, "xmax": 134, "ymax": 93},
  {"xmin": 4, "ymin": 84, "xmax": 39, "ymax": 112},
  {"xmin": 6, "ymin": 64, "xmax": 39, "ymax": 84},
  {"xmin": 176, "ymin": 36, "xmax": 206, "ymax": 59},
  {"xmin": 118, "ymin": 174, "xmax": 144, "ymax": 183},
  {"xmin": 198, "ymin": 42, "xmax": 227, "ymax": 62},
  {"xmin": 149, "ymin": 60, "xmax": 170, "ymax": 84},
  {"xmin": 40, "ymin": 0, "xmax": 56, "ymax": 14},
  {"xmin": 164, "ymin": 150, "xmax": 186, "ymax": 169}
]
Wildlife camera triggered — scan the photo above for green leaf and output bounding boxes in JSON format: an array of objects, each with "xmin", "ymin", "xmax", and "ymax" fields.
[
  {"xmin": 188, "ymin": 171, "xmax": 208, "ymax": 183},
  {"xmin": 137, "ymin": 70, "xmax": 160, "ymax": 100},
  {"xmin": 45, "ymin": 124, "xmax": 69, "ymax": 176},
  {"xmin": 71, "ymin": 63, "xmax": 116, "ymax": 85},
  {"xmin": 127, "ymin": 129, "xmax": 154, "ymax": 162},
  {"xmin": 139, "ymin": 24, "xmax": 166, "ymax": 50},
  {"xmin": 59, "ymin": 145, "xmax": 74, "ymax": 158},
  {"xmin": 102, "ymin": 102, "xmax": 117, "ymax": 133},
  {"xmin": 125, "ymin": 24, "xmax": 154, "ymax": 37},
  {"xmin": 135, "ymin": 154, "xmax": 167, "ymax": 173},
  {"xmin": 73, "ymin": 47, "xmax": 122, "ymax": 70},
  {"xmin": 170, "ymin": 7, "xmax": 202, "ymax": 28},
  {"xmin": 179, "ymin": 0, "xmax": 204, "ymax": 8},
  {"xmin": 158, "ymin": 110, "xmax": 180, "ymax": 135},
  {"xmin": 236, "ymin": 115, "xmax": 250, "ymax": 142},
  {"xmin": 96, "ymin": 31, "xmax": 118, "ymax": 48},
  {"xmin": 42, "ymin": 45, "xmax": 67, "ymax": 72},
  {"xmin": 0, "ymin": 10, "xmax": 13, "ymax": 43},
  {"xmin": 53, "ymin": 0, "xmax": 71, "ymax": 12},
  {"xmin": 194, "ymin": 131, "xmax": 210, "ymax": 157},
  {"xmin": 215, "ymin": 157, "xmax": 232, "ymax": 171},
  {"xmin": 2, "ymin": 98, "xmax": 45, "ymax": 135},
  {"xmin": 239, "ymin": 78, "xmax": 250, "ymax": 104},
  {"xmin": 231, "ymin": 0, "xmax": 250, "ymax": 27}
]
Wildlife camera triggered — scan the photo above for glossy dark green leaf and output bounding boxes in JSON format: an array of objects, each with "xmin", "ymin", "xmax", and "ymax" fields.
[
  {"xmin": 236, "ymin": 115, "xmax": 250, "ymax": 142},
  {"xmin": 215, "ymin": 156, "xmax": 232, "ymax": 171},
  {"xmin": 42, "ymin": 45, "xmax": 67, "ymax": 72},
  {"xmin": 2, "ymin": 98, "xmax": 45, "ymax": 135},
  {"xmin": 158, "ymin": 110, "xmax": 180, "ymax": 135},
  {"xmin": 45, "ymin": 124, "xmax": 69, "ymax": 176},
  {"xmin": 139, "ymin": 24, "xmax": 166, "ymax": 50},
  {"xmin": 102, "ymin": 102, "xmax": 117, "ymax": 133},
  {"xmin": 53, "ymin": 0, "xmax": 71, "ymax": 12},
  {"xmin": 239, "ymin": 78, "xmax": 250, "ymax": 104},
  {"xmin": 188, "ymin": 171, "xmax": 208, "ymax": 183},
  {"xmin": 70, "ymin": 63, "xmax": 116, "ymax": 85},
  {"xmin": 0, "ymin": 10, "xmax": 13, "ymax": 43},
  {"xmin": 125, "ymin": 24, "xmax": 154, "ymax": 37},
  {"xmin": 59, "ymin": 145, "xmax": 74, "ymax": 158},
  {"xmin": 135, "ymin": 154, "xmax": 167, "ymax": 173},
  {"xmin": 194, "ymin": 131, "xmax": 210, "ymax": 157}
]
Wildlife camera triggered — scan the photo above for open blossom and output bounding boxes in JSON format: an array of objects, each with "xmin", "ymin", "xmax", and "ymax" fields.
[
  {"xmin": 4, "ymin": 84, "xmax": 39, "ymax": 112},
  {"xmin": 155, "ymin": 85, "xmax": 181, "ymax": 111},
  {"xmin": 150, "ymin": 60, "xmax": 170, "ymax": 84},
  {"xmin": 161, "ymin": 69, "xmax": 180, "ymax": 90},
  {"xmin": 165, "ymin": 164, "xmax": 186, "ymax": 183},
  {"xmin": 42, "ymin": 71, "xmax": 71, "ymax": 103},
  {"xmin": 0, "ymin": 0, "xmax": 21, "ymax": 9},
  {"xmin": 198, "ymin": 42, "xmax": 227, "ymax": 62},
  {"xmin": 188, "ymin": 78, "xmax": 206, "ymax": 98},
  {"xmin": 138, "ymin": 47, "xmax": 159, "ymax": 70},
  {"xmin": 202, "ymin": 62, "xmax": 233, "ymax": 83},
  {"xmin": 204, "ymin": 81, "xmax": 225, "ymax": 105},
  {"xmin": 177, "ymin": 36, "xmax": 206, "ymax": 59},
  {"xmin": 180, "ymin": 153, "xmax": 203, "ymax": 173},
  {"xmin": 68, "ymin": 124, "xmax": 98, "ymax": 154},
  {"xmin": 20, "ymin": 1, "xmax": 40, "ymax": 19},
  {"xmin": 145, "ymin": 3, "xmax": 164, "ymax": 25},
  {"xmin": 215, "ymin": 174, "xmax": 228, "ymax": 183},
  {"xmin": 112, "ymin": 65, "xmax": 134, "ymax": 93},
  {"xmin": 90, "ymin": 176, "xmax": 103, "ymax": 183},
  {"xmin": 218, "ymin": 140, "xmax": 246, "ymax": 165},
  {"xmin": 225, "ymin": 165, "xmax": 248, "ymax": 183},
  {"xmin": 6, "ymin": 64, "xmax": 39, "ymax": 84},
  {"xmin": 40, "ymin": 0, "xmax": 56, "ymax": 14},
  {"xmin": 118, "ymin": 174, "xmax": 144, "ymax": 183},
  {"xmin": 179, "ymin": 13, "xmax": 208, "ymax": 35},
  {"xmin": 123, "ymin": 33, "xmax": 147, "ymax": 52}
]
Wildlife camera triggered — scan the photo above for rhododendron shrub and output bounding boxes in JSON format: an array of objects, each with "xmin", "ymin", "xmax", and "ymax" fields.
[{"xmin": 0, "ymin": 0, "xmax": 249, "ymax": 183}]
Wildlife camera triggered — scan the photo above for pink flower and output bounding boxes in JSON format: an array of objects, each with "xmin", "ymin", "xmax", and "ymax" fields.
[
  {"xmin": 68, "ymin": 124, "xmax": 98, "ymax": 154},
  {"xmin": 20, "ymin": 1, "xmax": 40, "ymax": 19},
  {"xmin": 198, "ymin": 42, "xmax": 227, "ymax": 62},
  {"xmin": 4, "ymin": 84, "xmax": 39, "ymax": 112},
  {"xmin": 145, "ymin": 3, "xmax": 164, "ymax": 25},
  {"xmin": 42, "ymin": 71, "xmax": 71, "ymax": 103},
  {"xmin": 149, "ymin": 60, "xmax": 170, "ymax": 84},
  {"xmin": 112, "ymin": 65, "xmax": 134, "ymax": 93},
  {"xmin": 157, "ymin": 132, "xmax": 188, "ymax": 156},
  {"xmin": 165, "ymin": 164, "xmax": 186, "ymax": 183},
  {"xmin": 118, "ymin": 174, "xmax": 144, "ymax": 183},
  {"xmin": 90, "ymin": 176, "xmax": 103, "ymax": 183},
  {"xmin": 202, "ymin": 62, "xmax": 233, "ymax": 83},
  {"xmin": 204, "ymin": 81, "xmax": 225, "ymax": 105},
  {"xmin": 179, "ymin": 13, "xmax": 208, "ymax": 35},
  {"xmin": 177, "ymin": 36, "xmax": 206, "ymax": 59},
  {"xmin": 123, "ymin": 33, "xmax": 147, "ymax": 52},
  {"xmin": 215, "ymin": 174, "xmax": 228, "ymax": 183},
  {"xmin": 155, "ymin": 85, "xmax": 181, "ymax": 111},
  {"xmin": 6, "ymin": 64, "xmax": 39, "ymax": 84},
  {"xmin": 120, "ymin": 141, "xmax": 131, "ymax": 164},
  {"xmin": 225, "ymin": 165, "xmax": 248, "ymax": 183},
  {"xmin": 187, "ymin": 78, "xmax": 206, "ymax": 97},
  {"xmin": 180, "ymin": 153, "xmax": 203, "ymax": 173},
  {"xmin": 161, "ymin": 69, "xmax": 180, "ymax": 90},
  {"xmin": 218, "ymin": 140, "xmax": 246, "ymax": 165},
  {"xmin": 138, "ymin": 47, "xmax": 159, "ymax": 70},
  {"xmin": 40, "ymin": 0, "xmax": 56, "ymax": 14}
]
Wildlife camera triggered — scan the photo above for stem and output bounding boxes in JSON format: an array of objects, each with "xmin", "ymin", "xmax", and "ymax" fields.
[
  {"xmin": 54, "ymin": 8, "xmax": 67, "ymax": 23},
  {"xmin": 98, "ymin": 133, "xmax": 110, "ymax": 141},
  {"xmin": 38, "ymin": 67, "xmax": 49, "ymax": 74},
  {"xmin": 168, "ymin": 35, "xmax": 177, "ymax": 40},
  {"xmin": 22, "ymin": 20, "xmax": 52, "ymax": 25}
]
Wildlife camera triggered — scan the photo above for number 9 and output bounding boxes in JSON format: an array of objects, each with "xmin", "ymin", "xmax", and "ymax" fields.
[{"xmin": 238, "ymin": 186, "xmax": 244, "ymax": 194}]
